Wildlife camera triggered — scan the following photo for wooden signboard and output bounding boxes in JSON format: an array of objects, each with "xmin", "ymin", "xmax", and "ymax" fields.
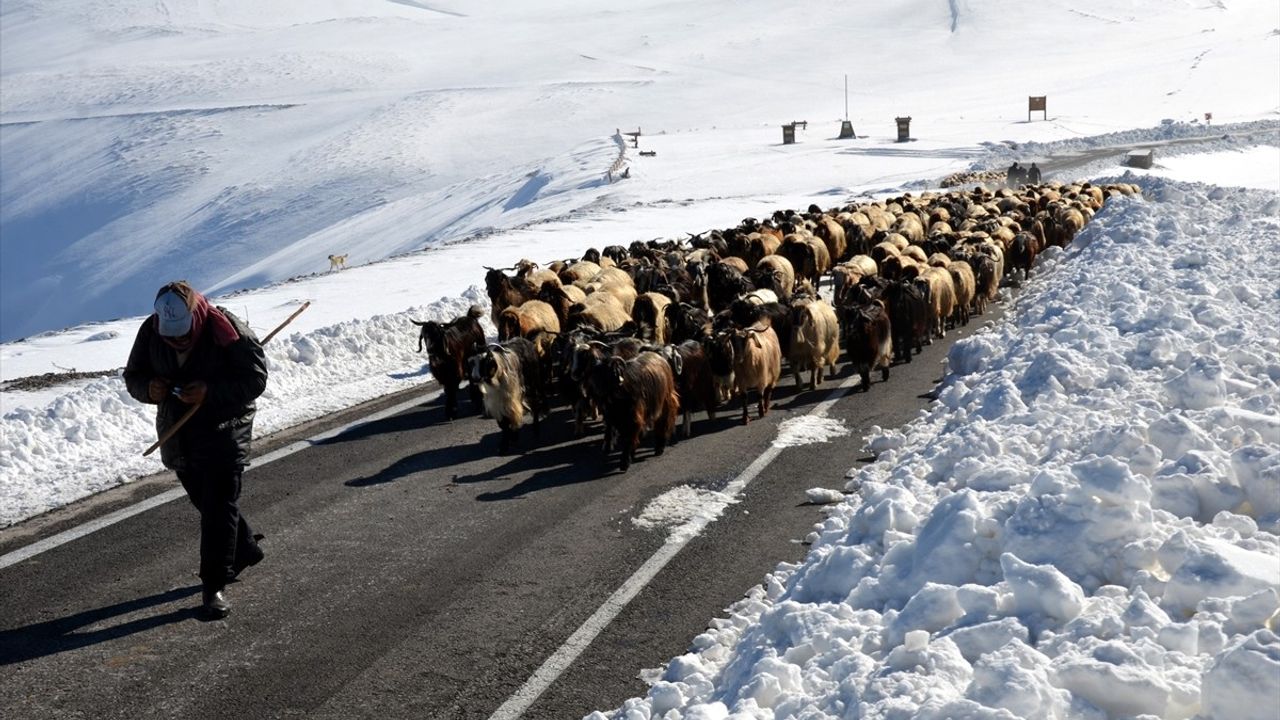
[{"xmin": 1029, "ymin": 96, "xmax": 1047, "ymax": 121}]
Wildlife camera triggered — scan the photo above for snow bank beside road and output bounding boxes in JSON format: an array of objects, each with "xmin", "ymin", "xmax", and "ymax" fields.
[{"xmin": 591, "ymin": 178, "xmax": 1280, "ymax": 719}]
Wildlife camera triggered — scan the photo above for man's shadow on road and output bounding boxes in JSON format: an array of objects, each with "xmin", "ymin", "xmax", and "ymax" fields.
[{"xmin": 0, "ymin": 585, "xmax": 203, "ymax": 666}]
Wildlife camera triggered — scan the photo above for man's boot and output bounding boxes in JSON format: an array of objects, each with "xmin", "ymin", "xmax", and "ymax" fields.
[
  {"xmin": 230, "ymin": 544, "xmax": 265, "ymax": 581},
  {"xmin": 202, "ymin": 588, "xmax": 231, "ymax": 619}
]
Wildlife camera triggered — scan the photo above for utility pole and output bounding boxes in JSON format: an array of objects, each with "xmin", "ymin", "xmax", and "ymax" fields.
[{"xmin": 839, "ymin": 74, "xmax": 856, "ymax": 139}]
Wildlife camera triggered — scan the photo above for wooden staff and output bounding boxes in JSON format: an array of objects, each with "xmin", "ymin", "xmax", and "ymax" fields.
[
  {"xmin": 261, "ymin": 301, "xmax": 311, "ymax": 344},
  {"xmin": 143, "ymin": 301, "xmax": 311, "ymax": 457}
]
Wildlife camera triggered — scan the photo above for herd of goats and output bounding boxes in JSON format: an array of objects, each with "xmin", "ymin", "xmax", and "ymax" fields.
[{"xmin": 412, "ymin": 180, "xmax": 1142, "ymax": 471}]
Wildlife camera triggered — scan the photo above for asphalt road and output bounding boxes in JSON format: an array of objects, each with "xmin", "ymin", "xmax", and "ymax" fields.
[{"xmin": 0, "ymin": 307, "xmax": 999, "ymax": 720}]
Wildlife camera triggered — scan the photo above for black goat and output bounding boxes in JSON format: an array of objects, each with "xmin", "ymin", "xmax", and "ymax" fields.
[
  {"xmin": 414, "ymin": 305, "xmax": 485, "ymax": 419},
  {"xmin": 884, "ymin": 280, "xmax": 929, "ymax": 364}
]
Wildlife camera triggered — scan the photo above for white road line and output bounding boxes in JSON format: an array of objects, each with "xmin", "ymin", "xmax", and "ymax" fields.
[
  {"xmin": 487, "ymin": 375, "xmax": 859, "ymax": 720},
  {"xmin": 0, "ymin": 390, "xmax": 442, "ymax": 571}
]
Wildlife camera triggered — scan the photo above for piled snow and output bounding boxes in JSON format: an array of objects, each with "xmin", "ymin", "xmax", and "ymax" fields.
[
  {"xmin": 773, "ymin": 416, "xmax": 851, "ymax": 449},
  {"xmin": 634, "ymin": 486, "xmax": 740, "ymax": 542},
  {"xmin": 589, "ymin": 177, "xmax": 1280, "ymax": 719},
  {"xmin": 805, "ymin": 488, "xmax": 845, "ymax": 505}
]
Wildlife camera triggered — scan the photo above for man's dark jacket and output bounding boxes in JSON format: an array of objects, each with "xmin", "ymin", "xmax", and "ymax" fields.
[{"xmin": 124, "ymin": 309, "xmax": 268, "ymax": 471}]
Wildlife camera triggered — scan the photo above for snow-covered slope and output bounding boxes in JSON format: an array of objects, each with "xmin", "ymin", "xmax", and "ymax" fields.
[{"xmin": 3, "ymin": 0, "xmax": 1278, "ymax": 341}]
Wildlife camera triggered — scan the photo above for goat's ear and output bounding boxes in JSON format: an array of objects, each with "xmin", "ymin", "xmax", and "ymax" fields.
[
  {"xmin": 749, "ymin": 331, "xmax": 764, "ymax": 349},
  {"xmin": 608, "ymin": 355, "xmax": 627, "ymax": 380}
]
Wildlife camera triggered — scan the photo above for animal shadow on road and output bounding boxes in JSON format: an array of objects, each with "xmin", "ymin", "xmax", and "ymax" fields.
[
  {"xmin": 344, "ymin": 433, "xmax": 494, "ymax": 487},
  {"xmin": 465, "ymin": 439, "xmax": 607, "ymax": 501},
  {"xmin": 345, "ymin": 405, "xmax": 584, "ymax": 489},
  {"xmin": 0, "ymin": 585, "xmax": 202, "ymax": 665},
  {"xmin": 455, "ymin": 409, "xmax": 612, "ymax": 499},
  {"xmin": 775, "ymin": 363, "xmax": 858, "ymax": 410},
  {"xmin": 321, "ymin": 400, "xmax": 477, "ymax": 448}
]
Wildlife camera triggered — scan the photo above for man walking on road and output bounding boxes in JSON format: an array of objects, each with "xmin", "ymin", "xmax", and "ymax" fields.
[{"xmin": 124, "ymin": 281, "xmax": 269, "ymax": 619}]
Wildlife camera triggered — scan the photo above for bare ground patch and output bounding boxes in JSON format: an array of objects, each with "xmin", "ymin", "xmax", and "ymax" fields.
[{"xmin": 1, "ymin": 368, "xmax": 120, "ymax": 393}]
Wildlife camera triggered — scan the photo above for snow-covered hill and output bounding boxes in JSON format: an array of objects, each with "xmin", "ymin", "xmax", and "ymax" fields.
[{"xmin": 3, "ymin": 0, "xmax": 1277, "ymax": 341}]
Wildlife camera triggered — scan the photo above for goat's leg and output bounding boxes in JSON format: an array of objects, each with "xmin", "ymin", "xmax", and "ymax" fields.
[
  {"xmin": 656, "ymin": 406, "xmax": 675, "ymax": 456},
  {"xmin": 741, "ymin": 389, "xmax": 751, "ymax": 425},
  {"xmin": 573, "ymin": 397, "xmax": 589, "ymax": 436},
  {"xmin": 530, "ymin": 391, "xmax": 542, "ymax": 437},
  {"xmin": 762, "ymin": 384, "xmax": 774, "ymax": 417},
  {"xmin": 442, "ymin": 384, "xmax": 457, "ymax": 420},
  {"xmin": 498, "ymin": 419, "xmax": 511, "ymax": 454},
  {"xmin": 620, "ymin": 427, "xmax": 638, "ymax": 471}
]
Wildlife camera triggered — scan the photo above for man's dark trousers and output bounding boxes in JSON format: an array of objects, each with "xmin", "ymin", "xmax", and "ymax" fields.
[{"xmin": 177, "ymin": 466, "xmax": 259, "ymax": 590}]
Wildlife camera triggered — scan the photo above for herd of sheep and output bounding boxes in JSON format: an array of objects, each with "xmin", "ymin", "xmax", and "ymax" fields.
[{"xmin": 414, "ymin": 180, "xmax": 1142, "ymax": 470}]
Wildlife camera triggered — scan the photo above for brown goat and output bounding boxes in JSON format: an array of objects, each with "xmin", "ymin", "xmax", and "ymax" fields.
[
  {"xmin": 588, "ymin": 351, "xmax": 679, "ymax": 471},
  {"xmin": 497, "ymin": 299, "xmax": 560, "ymax": 342},
  {"xmin": 728, "ymin": 324, "xmax": 782, "ymax": 424},
  {"xmin": 789, "ymin": 297, "xmax": 841, "ymax": 390}
]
